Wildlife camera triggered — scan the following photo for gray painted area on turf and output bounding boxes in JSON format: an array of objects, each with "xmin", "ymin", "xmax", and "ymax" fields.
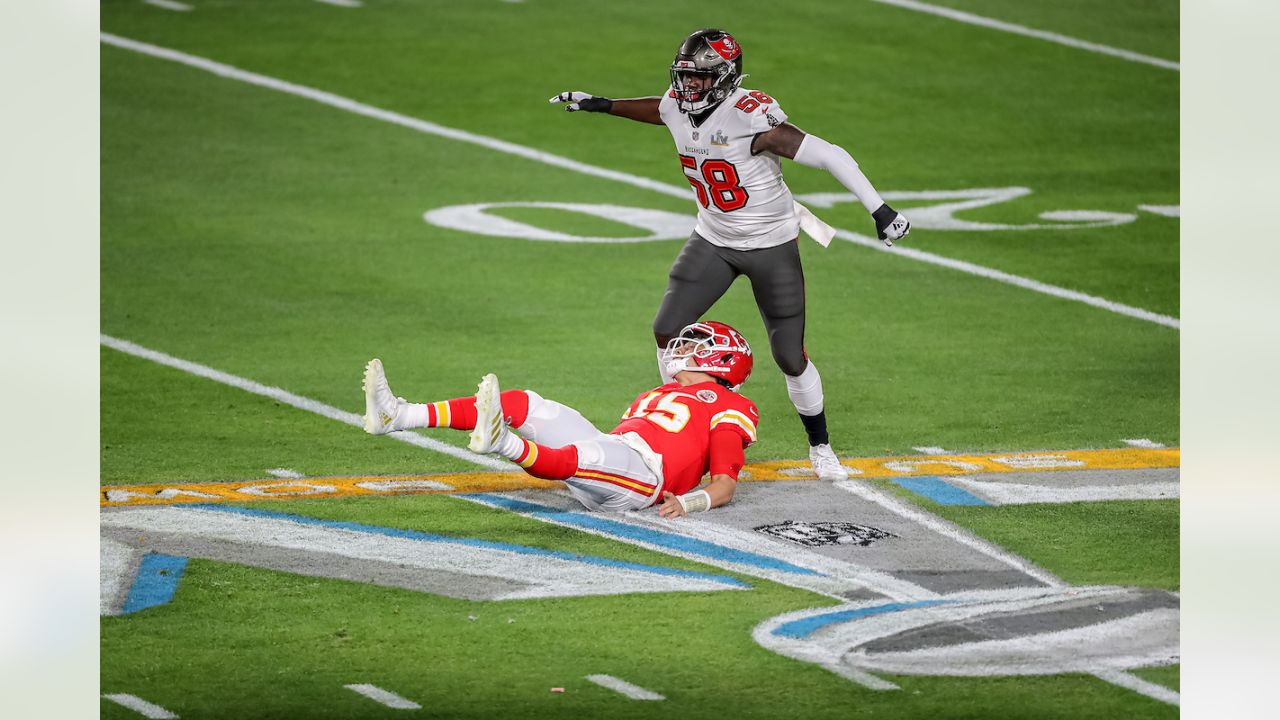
[
  {"xmin": 946, "ymin": 467, "xmax": 1179, "ymax": 505},
  {"xmin": 99, "ymin": 505, "xmax": 744, "ymax": 605}
]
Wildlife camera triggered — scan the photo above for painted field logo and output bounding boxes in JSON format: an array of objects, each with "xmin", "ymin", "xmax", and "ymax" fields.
[
  {"xmin": 755, "ymin": 520, "xmax": 896, "ymax": 547},
  {"xmin": 100, "ymin": 504, "xmax": 746, "ymax": 613},
  {"xmin": 754, "ymin": 585, "xmax": 1179, "ymax": 689}
]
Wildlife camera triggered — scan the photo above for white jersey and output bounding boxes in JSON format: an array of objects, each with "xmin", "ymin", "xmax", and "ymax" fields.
[{"xmin": 659, "ymin": 86, "xmax": 798, "ymax": 250}]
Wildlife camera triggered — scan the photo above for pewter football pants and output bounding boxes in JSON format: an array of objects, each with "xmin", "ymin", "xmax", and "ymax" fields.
[{"xmin": 653, "ymin": 232, "xmax": 808, "ymax": 376}]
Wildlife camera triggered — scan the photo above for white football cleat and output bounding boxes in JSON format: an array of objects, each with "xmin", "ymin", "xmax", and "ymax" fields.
[
  {"xmin": 362, "ymin": 358, "xmax": 406, "ymax": 435},
  {"xmin": 809, "ymin": 444, "xmax": 849, "ymax": 481},
  {"xmin": 468, "ymin": 373, "xmax": 507, "ymax": 454}
]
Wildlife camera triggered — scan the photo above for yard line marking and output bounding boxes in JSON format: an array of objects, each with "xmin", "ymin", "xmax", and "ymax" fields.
[
  {"xmin": 143, "ymin": 0, "xmax": 194, "ymax": 11},
  {"xmin": 99, "ymin": 33, "xmax": 687, "ymax": 200},
  {"xmin": 584, "ymin": 674, "xmax": 665, "ymax": 700},
  {"xmin": 912, "ymin": 446, "xmax": 948, "ymax": 455},
  {"xmin": 102, "ymin": 693, "xmax": 179, "ymax": 719},
  {"xmin": 343, "ymin": 684, "xmax": 421, "ymax": 710},
  {"xmin": 833, "ymin": 228, "xmax": 1180, "ymax": 329},
  {"xmin": 1123, "ymin": 438, "xmax": 1166, "ymax": 449},
  {"xmin": 100, "ymin": 334, "xmax": 511, "ymax": 470},
  {"xmin": 868, "ymin": 0, "xmax": 1178, "ymax": 71},
  {"xmin": 833, "ymin": 478, "xmax": 1066, "ymax": 587},
  {"xmin": 1092, "ymin": 669, "xmax": 1180, "ymax": 706},
  {"xmin": 266, "ymin": 467, "xmax": 304, "ymax": 478},
  {"xmin": 315, "ymin": 0, "xmax": 363, "ymax": 7},
  {"xmin": 100, "ymin": 33, "xmax": 1178, "ymax": 331}
]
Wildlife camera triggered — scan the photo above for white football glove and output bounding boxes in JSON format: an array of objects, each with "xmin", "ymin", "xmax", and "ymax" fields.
[
  {"xmin": 872, "ymin": 203, "xmax": 911, "ymax": 247},
  {"xmin": 548, "ymin": 91, "xmax": 612, "ymax": 113}
]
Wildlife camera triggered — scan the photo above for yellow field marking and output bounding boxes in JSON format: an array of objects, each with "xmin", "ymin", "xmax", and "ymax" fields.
[{"xmin": 101, "ymin": 447, "xmax": 1178, "ymax": 507}]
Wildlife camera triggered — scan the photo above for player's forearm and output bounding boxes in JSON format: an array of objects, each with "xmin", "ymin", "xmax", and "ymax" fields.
[
  {"xmin": 674, "ymin": 474, "xmax": 736, "ymax": 513},
  {"xmin": 607, "ymin": 97, "xmax": 663, "ymax": 125},
  {"xmin": 705, "ymin": 474, "xmax": 737, "ymax": 508},
  {"xmin": 792, "ymin": 134, "xmax": 885, "ymax": 214}
]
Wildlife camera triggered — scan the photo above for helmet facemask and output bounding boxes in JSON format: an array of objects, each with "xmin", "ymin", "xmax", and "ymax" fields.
[
  {"xmin": 669, "ymin": 63, "xmax": 739, "ymax": 114},
  {"xmin": 660, "ymin": 322, "xmax": 752, "ymax": 390}
]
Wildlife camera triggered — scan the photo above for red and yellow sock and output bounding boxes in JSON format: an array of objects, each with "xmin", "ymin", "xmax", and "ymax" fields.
[
  {"xmin": 422, "ymin": 390, "xmax": 530, "ymax": 430},
  {"xmin": 513, "ymin": 438, "xmax": 578, "ymax": 481}
]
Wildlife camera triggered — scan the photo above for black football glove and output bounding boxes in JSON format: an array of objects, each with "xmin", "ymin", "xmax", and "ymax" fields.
[
  {"xmin": 548, "ymin": 91, "xmax": 613, "ymax": 113},
  {"xmin": 872, "ymin": 203, "xmax": 911, "ymax": 247}
]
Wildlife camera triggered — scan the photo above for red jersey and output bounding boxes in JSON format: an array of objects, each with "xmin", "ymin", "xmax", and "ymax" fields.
[{"xmin": 610, "ymin": 381, "xmax": 759, "ymax": 496}]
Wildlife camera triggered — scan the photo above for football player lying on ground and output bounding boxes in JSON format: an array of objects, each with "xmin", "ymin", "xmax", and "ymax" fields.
[
  {"xmin": 362, "ymin": 321, "xmax": 759, "ymax": 517},
  {"xmin": 549, "ymin": 29, "xmax": 910, "ymax": 482}
]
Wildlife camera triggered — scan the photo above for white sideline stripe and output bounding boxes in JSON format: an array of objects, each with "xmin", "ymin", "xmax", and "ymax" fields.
[
  {"xmin": 584, "ymin": 674, "xmax": 665, "ymax": 700},
  {"xmin": 99, "ymin": 33, "xmax": 687, "ymax": 201},
  {"xmin": 102, "ymin": 694, "xmax": 179, "ymax": 719},
  {"xmin": 315, "ymin": 0, "xmax": 363, "ymax": 7},
  {"xmin": 869, "ymin": 0, "xmax": 1178, "ymax": 71},
  {"xmin": 833, "ymin": 229, "xmax": 1180, "ymax": 329},
  {"xmin": 1092, "ymin": 669, "xmax": 1180, "ymax": 706},
  {"xmin": 266, "ymin": 467, "xmax": 304, "ymax": 478},
  {"xmin": 344, "ymin": 684, "xmax": 421, "ymax": 710},
  {"xmin": 143, "ymin": 0, "xmax": 194, "ymax": 11},
  {"xmin": 833, "ymin": 479, "xmax": 1066, "ymax": 587},
  {"xmin": 912, "ymin": 446, "xmax": 948, "ymax": 455},
  {"xmin": 1123, "ymin": 438, "xmax": 1166, "ymax": 449},
  {"xmin": 100, "ymin": 334, "xmax": 512, "ymax": 470},
  {"xmin": 100, "ymin": 33, "xmax": 1177, "ymax": 331}
]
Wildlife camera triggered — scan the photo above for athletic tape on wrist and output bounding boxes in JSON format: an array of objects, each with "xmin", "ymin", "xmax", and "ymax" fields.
[{"xmin": 675, "ymin": 489, "xmax": 711, "ymax": 513}]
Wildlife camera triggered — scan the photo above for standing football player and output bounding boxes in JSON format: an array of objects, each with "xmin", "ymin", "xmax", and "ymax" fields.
[
  {"xmin": 549, "ymin": 28, "xmax": 910, "ymax": 481},
  {"xmin": 363, "ymin": 321, "xmax": 759, "ymax": 517}
]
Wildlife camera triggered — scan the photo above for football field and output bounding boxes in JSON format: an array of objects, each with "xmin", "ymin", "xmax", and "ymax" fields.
[{"xmin": 100, "ymin": 1, "xmax": 1179, "ymax": 717}]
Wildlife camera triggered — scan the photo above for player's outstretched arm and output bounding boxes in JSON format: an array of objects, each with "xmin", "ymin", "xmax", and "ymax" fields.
[
  {"xmin": 658, "ymin": 474, "xmax": 737, "ymax": 518},
  {"xmin": 548, "ymin": 91, "xmax": 663, "ymax": 125},
  {"xmin": 753, "ymin": 122, "xmax": 911, "ymax": 246}
]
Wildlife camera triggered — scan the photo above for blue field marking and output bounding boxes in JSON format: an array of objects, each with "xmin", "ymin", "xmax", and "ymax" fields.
[
  {"xmin": 890, "ymin": 476, "xmax": 989, "ymax": 505},
  {"xmin": 465, "ymin": 493, "xmax": 827, "ymax": 577},
  {"xmin": 772, "ymin": 599, "xmax": 957, "ymax": 639},
  {"xmin": 121, "ymin": 553, "xmax": 188, "ymax": 614},
  {"xmin": 189, "ymin": 504, "xmax": 748, "ymax": 588}
]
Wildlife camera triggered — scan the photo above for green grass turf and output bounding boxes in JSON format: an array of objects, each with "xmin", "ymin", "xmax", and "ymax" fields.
[
  {"xmin": 101, "ymin": 1, "xmax": 1179, "ymax": 716},
  {"xmin": 100, "ymin": 16, "xmax": 1177, "ymax": 474},
  {"xmin": 916, "ymin": 0, "xmax": 1179, "ymax": 61},
  {"xmin": 1131, "ymin": 664, "xmax": 1180, "ymax": 691},
  {"xmin": 877, "ymin": 480, "xmax": 1180, "ymax": 590}
]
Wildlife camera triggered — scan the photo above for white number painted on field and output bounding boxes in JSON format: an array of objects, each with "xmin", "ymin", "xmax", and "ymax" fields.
[
  {"xmin": 796, "ymin": 187, "xmax": 1139, "ymax": 231},
  {"xmin": 423, "ymin": 202, "xmax": 692, "ymax": 243},
  {"xmin": 990, "ymin": 454, "xmax": 1086, "ymax": 469},
  {"xmin": 882, "ymin": 459, "xmax": 984, "ymax": 474},
  {"xmin": 622, "ymin": 391, "xmax": 693, "ymax": 433}
]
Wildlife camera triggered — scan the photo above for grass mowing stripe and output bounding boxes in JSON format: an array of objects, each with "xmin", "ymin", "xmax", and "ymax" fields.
[
  {"xmin": 101, "ymin": 334, "xmax": 511, "ymax": 470},
  {"xmin": 99, "ymin": 32, "xmax": 1178, "ymax": 331},
  {"xmin": 869, "ymin": 0, "xmax": 1178, "ymax": 70}
]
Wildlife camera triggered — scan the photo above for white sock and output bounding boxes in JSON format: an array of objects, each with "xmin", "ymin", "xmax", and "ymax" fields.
[
  {"xmin": 656, "ymin": 347, "xmax": 675, "ymax": 384},
  {"xmin": 495, "ymin": 427, "xmax": 526, "ymax": 459},
  {"xmin": 785, "ymin": 361, "xmax": 825, "ymax": 416},
  {"xmin": 399, "ymin": 403, "xmax": 429, "ymax": 429}
]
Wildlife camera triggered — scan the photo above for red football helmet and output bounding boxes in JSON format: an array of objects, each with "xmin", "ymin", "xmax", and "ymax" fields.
[{"xmin": 661, "ymin": 320, "xmax": 754, "ymax": 390}]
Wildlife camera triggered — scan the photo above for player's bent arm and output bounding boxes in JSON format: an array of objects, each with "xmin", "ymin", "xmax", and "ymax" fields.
[
  {"xmin": 548, "ymin": 91, "xmax": 663, "ymax": 125},
  {"xmin": 753, "ymin": 122, "xmax": 911, "ymax": 244}
]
